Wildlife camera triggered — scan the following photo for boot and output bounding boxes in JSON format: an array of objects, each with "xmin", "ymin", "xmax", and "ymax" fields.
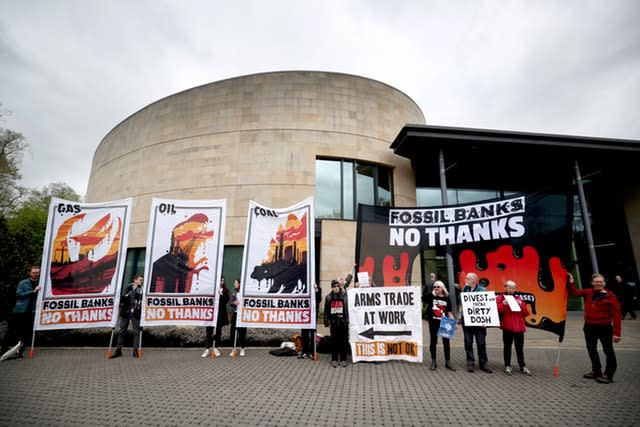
[
  {"xmin": 111, "ymin": 348, "xmax": 122, "ymax": 359},
  {"xmin": 445, "ymin": 360, "xmax": 456, "ymax": 371},
  {"xmin": 133, "ymin": 348, "xmax": 139, "ymax": 358},
  {"xmin": 430, "ymin": 360, "xmax": 437, "ymax": 370}
]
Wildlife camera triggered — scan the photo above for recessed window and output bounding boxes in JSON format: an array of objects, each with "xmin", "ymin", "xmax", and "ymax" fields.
[{"xmin": 316, "ymin": 159, "xmax": 394, "ymax": 219}]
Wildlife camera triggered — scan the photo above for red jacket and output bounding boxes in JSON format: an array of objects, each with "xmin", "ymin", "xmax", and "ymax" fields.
[
  {"xmin": 496, "ymin": 294, "xmax": 530, "ymax": 333},
  {"xmin": 569, "ymin": 283, "xmax": 622, "ymax": 337}
]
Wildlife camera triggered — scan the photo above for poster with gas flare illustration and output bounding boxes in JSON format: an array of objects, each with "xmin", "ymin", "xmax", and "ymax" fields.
[
  {"xmin": 141, "ymin": 198, "xmax": 226, "ymax": 327},
  {"xmin": 35, "ymin": 198, "xmax": 132, "ymax": 330}
]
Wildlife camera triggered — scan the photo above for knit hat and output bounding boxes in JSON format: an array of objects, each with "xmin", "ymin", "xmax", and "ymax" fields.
[{"xmin": 331, "ymin": 279, "xmax": 340, "ymax": 287}]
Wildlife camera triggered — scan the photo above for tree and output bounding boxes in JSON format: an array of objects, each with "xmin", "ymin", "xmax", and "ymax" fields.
[
  {"xmin": 0, "ymin": 184, "xmax": 82, "ymax": 320},
  {"xmin": 0, "ymin": 107, "xmax": 28, "ymax": 215}
]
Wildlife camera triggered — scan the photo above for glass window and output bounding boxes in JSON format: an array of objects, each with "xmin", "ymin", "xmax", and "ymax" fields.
[
  {"xmin": 316, "ymin": 159, "xmax": 341, "ymax": 219},
  {"xmin": 316, "ymin": 158, "xmax": 393, "ymax": 219},
  {"xmin": 356, "ymin": 163, "xmax": 375, "ymax": 207},
  {"xmin": 342, "ymin": 161, "xmax": 354, "ymax": 220}
]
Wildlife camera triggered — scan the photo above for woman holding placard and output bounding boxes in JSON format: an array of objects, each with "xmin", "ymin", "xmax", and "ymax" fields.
[
  {"xmin": 424, "ymin": 281, "xmax": 456, "ymax": 371},
  {"xmin": 496, "ymin": 280, "xmax": 531, "ymax": 376}
]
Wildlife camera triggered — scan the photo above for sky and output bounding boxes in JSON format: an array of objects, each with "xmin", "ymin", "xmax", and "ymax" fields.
[{"xmin": 1, "ymin": 0, "xmax": 639, "ymax": 197}]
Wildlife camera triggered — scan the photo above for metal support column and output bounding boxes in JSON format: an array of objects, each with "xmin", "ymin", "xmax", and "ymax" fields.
[
  {"xmin": 439, "ymin": 148, "xmax": 457, "ymax": 314},
  {"xmin": 574, "ymin": 160, "xmax": 599, "ymax": 274}
]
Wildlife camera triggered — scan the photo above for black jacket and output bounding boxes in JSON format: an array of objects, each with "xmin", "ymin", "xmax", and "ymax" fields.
[
  {"xmin": 324, "ymin": 290, "xmax": 349, "ymax": 327},
  {"xmin": 119, "ymin": 283, "xmax": 143, "ymax": 319}
]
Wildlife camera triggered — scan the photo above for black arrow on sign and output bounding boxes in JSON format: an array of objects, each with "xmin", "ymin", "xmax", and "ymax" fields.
[{"xmin": 359, "ymin": 327, "xmax": 412, "ymax": 340}]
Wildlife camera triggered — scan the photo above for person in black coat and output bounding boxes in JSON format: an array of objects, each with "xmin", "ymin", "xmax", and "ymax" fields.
[
  {"xmin": 202, "ymin": 276, "xmax": 230, "ymax": 357},
  {"xmin": 324, "ymin": 279, "xmax": 349, "ymax": 367},
  {"xmin": 112, "ymin": 275, "xmax": 144, "ymax": 358}
]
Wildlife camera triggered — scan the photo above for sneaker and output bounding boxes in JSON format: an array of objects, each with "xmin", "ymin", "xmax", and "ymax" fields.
[
  {"xmin": 331, "ymin": 361, "xmax": 338, "ymax": 368},
  {"xmin": 504, "ymin": 366, "xmax": 513, "ymax": 376},
  {"xmin": 1, "ymin": 341, "xmax": 23, "ymax": 362},
  {"xmin": 595, "ymin": 375, "xmax": 612, "ymax": 384},
  {"xmin": 583, "ymin": 372, "xmax": 596, "ymax": 379},
  {"xmin": 520, "ymin": 367, "xmax": 532, "ymax": 376},
  {"xmin": 298, "ymin": 353, "xmax": 307, "ymax": 359},
  {"xmin": 239, "ymin": 348, "xmax": 245, "ymax": 357},
  {"xmin": 466, "ymin": 365, "xmax": 474, "ymax": 373},
  {"xmin": 341, "ymin": 361, "xmax": 347, "ymax": 367},
  {"xmin": 201, "ymin": 348, "xmax": 211, "ymax": 358},
  {"xmin": 213, "ymin": 348, "xmax": 221, "ymax": 357}
]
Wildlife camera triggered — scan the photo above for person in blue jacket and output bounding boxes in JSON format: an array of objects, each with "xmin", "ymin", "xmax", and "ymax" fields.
[{"xmin": 1, "ymin": 266, "xmax": 41, "ymax": 361}]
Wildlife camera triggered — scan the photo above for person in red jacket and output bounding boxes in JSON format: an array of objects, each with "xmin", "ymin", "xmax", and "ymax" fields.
[
  {"xmin": 496, "ymin": 280, "xmax": 531, "ymax": 376},
  {"xmin": 568, "ymin": 273, "xmax": 622, "ymax": 383}
]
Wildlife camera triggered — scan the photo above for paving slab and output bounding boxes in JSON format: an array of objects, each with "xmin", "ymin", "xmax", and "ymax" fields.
[{"xmin": 0, "ymin": 312, "xmax": 638, "ymax": 426}]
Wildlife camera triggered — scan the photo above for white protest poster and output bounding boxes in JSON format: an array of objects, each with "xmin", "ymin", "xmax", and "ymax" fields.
[
  {"xmin": 141, "ymin": 198, "xmax": 226, "ymax": 327},
  {"xmin": 348, "ymin": 287, "xmax": 423, "ymax": 363},
  {"xmin": 504, "ymin": 295, "xmax": 522, "ymax": 312},
  {"xmin": 35, "ymin": 197, "xmax": 132, "ymax": 330},
  {"xmin": 461, "ymin": 291, "xmax": 500, "ymax": 327},
  {"xmin": 237, "ymin": 198, "xmax": 315, "ymax": 329},
  {"xmin": 357, "ymin": 272, "xmax": 370, "ymax": 288}
]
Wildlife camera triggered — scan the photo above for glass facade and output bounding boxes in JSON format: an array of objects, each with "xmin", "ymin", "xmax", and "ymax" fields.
[{"xmin": 316, "ymin": 158, "xmax": 393, "ymax": 219}]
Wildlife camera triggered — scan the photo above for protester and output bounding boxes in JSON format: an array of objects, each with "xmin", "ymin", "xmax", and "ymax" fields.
[
  {"xmin": 1, "ymin": 266, "xmax": 41, "ymax": 361},
  {"xmin": 112, "ymin": 275, "xmax": 144, "ymax": 358},
  {"xmin": 324, "ymin": 279, "xmax": 349, "ymax": 367},
  {"xmin": 459, "ymin": 272, "xmax": 492, "ymax": 373},
  {"xmin": 496, "ymin": 280, "xmax": 531, "ymax": 376},
  {"xmin": 337, "ymin": 265, "xmax": 355, "ymax": 291},
  {"xmin": 424, "ymin": 280, "xmax": 456, "ymax": 371},
  {"xmin": 229, "ymin": 278, "xmax": 247, "ymax": 356},
  {"xmin": 568, "ymin": 273, "xmax": 622, "ymax": 383},
  {"xmin": 614, "ymin": 274, "xmax": 637, "ymax": 320},
  {"xmin": 202, "ymin": 276, "xmax": 230, "ymax": 357}
]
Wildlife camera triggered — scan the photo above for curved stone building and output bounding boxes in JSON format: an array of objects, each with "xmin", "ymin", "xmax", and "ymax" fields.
[{"xmin": 86, "ymin": 71, "xmax": 426, "ymax": 288}]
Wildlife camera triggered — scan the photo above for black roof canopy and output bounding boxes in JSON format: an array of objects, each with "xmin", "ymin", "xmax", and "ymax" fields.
[{"xmin": 391, "ymin": 124, "xmax": 640, "ymax": 191}]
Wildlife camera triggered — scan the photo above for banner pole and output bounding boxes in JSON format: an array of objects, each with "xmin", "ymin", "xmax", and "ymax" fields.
[
  {"xmin": 29, "ymin": 326, "xmax": 37, "ymax": 359},
  {"xmin": 107, "ymin": 328, "xmax": 115, "ymax": 359},
  {"xmin": 138, "ymin": 326, "xmax": 143, "ymax": 359},
  {"xmin": 553, "ymin": 344, "xmax": 561, "ymax": 377},
  {"xmin": 232, "ymin": 328, "xmax": 238, "ymax": 359},
  {"xmin": 313, "ymin": 329, "xmax": 317, "ymax": 365}
]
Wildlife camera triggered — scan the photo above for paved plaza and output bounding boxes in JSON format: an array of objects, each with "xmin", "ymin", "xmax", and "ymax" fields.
[{"xmin": 1, "ymin": 312, "xmax": 639, "ymax": 426}]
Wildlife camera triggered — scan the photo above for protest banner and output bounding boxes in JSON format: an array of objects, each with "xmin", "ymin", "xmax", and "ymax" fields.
[
  {"xmin": 141, "ymin": 198, "xmax": 226, "ymax": 327},
  {"xmin": 356, "ymin": 192, "xmax": 572, "ymax": 340},
  {"xmin": 348, "ymin": 287, "xmax": 423, "ymax": 363},
  {"xmin": 35, "ymin": 197, "xmax": 132, "ymax": 330},
  {"xmin": 460, "ymin": 291, "xmax": 500, "ymax": 327},
  {"xmin": 237, "ymin": 198, "xmax": 315, "ymax": 329}
]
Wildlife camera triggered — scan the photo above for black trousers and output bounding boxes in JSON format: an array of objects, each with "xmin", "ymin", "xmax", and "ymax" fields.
[
  {"xmin": 428, "ymin": 319, "xmax": 451, "ymax": 360},
  {"xmin": 502, "ymin": 330, "xmax": 525, "ymax": 368},
  {"xmin": 463, "ymin": 326, "xmax": 487, "ymax": 367},
  {"xmin": 1, "ymin": 312, "xmax": 34, "ymax": 355},
  {"xmin": 229, "ymin": 312, "xmax": 247, "ymax": 348},
  {"xmin": 583, "ymin": 323, "xmax": 617, "ymax": 379},
  {"xmin": 329, "ymin": 323, "xmax": 349, "ymax": 362},
  {"xmin": 301, "ymin": 328, "xmax": 315, "ymax": 355}
]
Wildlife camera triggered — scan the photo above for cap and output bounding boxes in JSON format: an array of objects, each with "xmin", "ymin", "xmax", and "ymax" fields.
[{"xmin": 331, "ymin": 279, "xmax": 340, "ymax": 287}]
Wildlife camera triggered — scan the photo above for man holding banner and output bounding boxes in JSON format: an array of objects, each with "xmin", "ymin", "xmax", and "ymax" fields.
[
  {"xmin": 1, "ymin": 266, "xmax": 41, "ymax": 361},
  {"xmin": 459, "ymin": 273, "xmax": 492, "ymax": 373}
]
